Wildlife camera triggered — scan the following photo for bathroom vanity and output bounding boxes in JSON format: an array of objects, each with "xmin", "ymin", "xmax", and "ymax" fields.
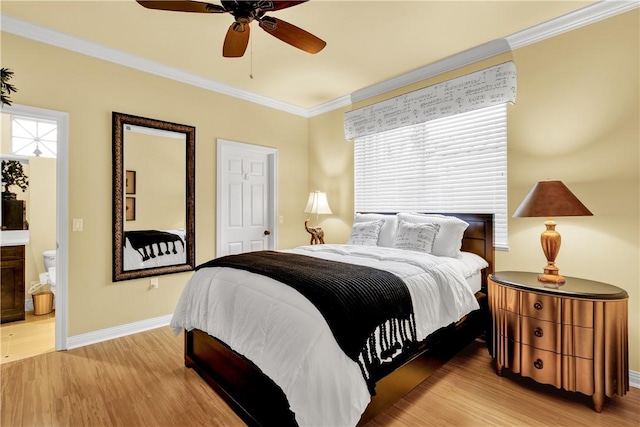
[
  {"xmin": 1, "ymin": 244, "xmax": 25, "ymax": 323},
  {"xmin": 1, "ymin": 231, "xmax": 28, "ymax": 323}
]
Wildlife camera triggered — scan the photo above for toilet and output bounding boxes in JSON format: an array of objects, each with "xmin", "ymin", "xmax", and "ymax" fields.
[{"xmin": 42, "ymin": 249, "xmax": 57, "ymax": 295}]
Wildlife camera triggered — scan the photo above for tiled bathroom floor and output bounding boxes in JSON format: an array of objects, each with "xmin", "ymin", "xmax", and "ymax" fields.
[{"xmin": 0, "ymin": 311, "xmax": 55, "ymax": 364}]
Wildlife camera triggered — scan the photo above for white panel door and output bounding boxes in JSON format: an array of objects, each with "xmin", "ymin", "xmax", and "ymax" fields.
[{"xmin": 218, "ymin": 140, "xmax": 277, "ymax": 256}]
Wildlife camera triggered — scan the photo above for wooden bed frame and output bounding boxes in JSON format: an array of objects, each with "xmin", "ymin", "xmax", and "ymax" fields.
[{"xmin": 184, "ymin": 213, "xmax": 494, "ymax": 426}]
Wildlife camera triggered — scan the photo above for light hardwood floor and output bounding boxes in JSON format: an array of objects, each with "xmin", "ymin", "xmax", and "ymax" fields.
[
  {"xmin": 1, "ymin": 326, "xmax": 638, "ymax": 427},
  {"xmin": 0, "ymin": 311, "xmax": 55, "ymax": 364}
]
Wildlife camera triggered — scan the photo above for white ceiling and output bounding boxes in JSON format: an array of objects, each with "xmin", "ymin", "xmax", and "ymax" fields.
[{"xmin": 1, "ymin": 0, "xmax": 625, "ymax": 113}]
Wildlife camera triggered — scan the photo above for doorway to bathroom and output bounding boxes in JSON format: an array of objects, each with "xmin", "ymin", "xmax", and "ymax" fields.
[{"xmin": 1, "ymin": 104, "xmax": 69, "ymax": 361}]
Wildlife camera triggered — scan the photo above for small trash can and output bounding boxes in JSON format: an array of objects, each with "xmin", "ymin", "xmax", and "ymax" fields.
[{"xmin": 32, "ymin": 291, "xmax": 54, "ymax": 315}]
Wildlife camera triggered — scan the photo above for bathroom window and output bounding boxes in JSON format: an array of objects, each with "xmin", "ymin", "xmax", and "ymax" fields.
[{"xmin": 11, "ymin": 116, "xmax": 57, "ymax": 158}]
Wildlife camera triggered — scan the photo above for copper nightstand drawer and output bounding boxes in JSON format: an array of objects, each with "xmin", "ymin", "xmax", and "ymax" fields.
[
  {"xmin": 519, "ymin": 344, "xmax": 595, "ymax": 394},
  {"xmin": 520, "ymin": 315, "xmax": 559, "ymax": 353},
  {"xmin": 521, "ymin": 292, "xmax": 559, "ymax": 322},
  {"xmin": 519, "ymin": 345, "xmax": 561, "ymax": 387},
  {"xmin": 519, "ymin": 316, "xmax": 594, "ymax": 359}
]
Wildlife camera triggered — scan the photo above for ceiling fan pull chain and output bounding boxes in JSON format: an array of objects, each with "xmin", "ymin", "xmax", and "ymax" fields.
[{"xmin": 250, "ymin": 36, "xmax": 254, "ymax": 79}]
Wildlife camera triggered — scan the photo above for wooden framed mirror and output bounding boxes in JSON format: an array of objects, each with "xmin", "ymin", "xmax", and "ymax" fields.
[{"xmin": 112, "ymin": 112, "xmax": 195, "ymax": 281}]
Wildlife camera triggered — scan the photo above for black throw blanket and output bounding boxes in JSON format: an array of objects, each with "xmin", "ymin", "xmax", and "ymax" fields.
[
  {"xmin": 125, "ymin": 230, "xmax": 185, "ymax": 261},
  {"xmin": 197, "ymin": 251, "xmax": 418, "ymax": 394}
]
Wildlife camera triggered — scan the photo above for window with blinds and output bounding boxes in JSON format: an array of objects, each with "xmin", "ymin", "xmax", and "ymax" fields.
[
  {"xmin": 354, "ymin": 103, "xmax": 508, "ymax": 248},
  {"xmin": 11, "ymin": 116, "xmax": 58, "ymax": 158}
]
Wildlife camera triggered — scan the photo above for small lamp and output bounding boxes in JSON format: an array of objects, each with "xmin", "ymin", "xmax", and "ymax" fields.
[
  {"xmin": 304, "ymin": 191, "xmax": 333, "ymax": 226},
  {"xmin": 513, "ymin": 180, "xmax": 592, "ymax": 285},
  {"xmin": 303, "ymin": 191, "xmax": 332, "ymax": 244}
]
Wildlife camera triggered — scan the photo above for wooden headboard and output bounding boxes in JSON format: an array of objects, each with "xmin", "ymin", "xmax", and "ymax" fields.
[
  {"xmin": 360, "ymin": 212, "xmax": 495, "ymax": 288},
  {"xmin": 447, "ymin": 213, "xmax": 494, "ymax": 288}
]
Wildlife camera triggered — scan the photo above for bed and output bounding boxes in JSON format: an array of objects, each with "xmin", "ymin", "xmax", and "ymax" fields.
[{"xmin": 171, "ymin": 213, "xmax": 494, "ymax": 426}]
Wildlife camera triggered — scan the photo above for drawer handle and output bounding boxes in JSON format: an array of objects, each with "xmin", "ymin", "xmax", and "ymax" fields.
[
  {"xmin": 534, "ymin": 301, "xmax": 543, "ymax": 310},
  {"xmin": 534, "ymin": 328, "xmax": 544, "ymax": 338},
  {"xmin": 533, "ymin": 359, "xmax": 544, "ymax": 370}
]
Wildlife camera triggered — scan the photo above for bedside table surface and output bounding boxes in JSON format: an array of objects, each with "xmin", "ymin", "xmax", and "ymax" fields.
[{"xmin": 490, "ymin": 271, "xmax": 628, "ymax": 300}]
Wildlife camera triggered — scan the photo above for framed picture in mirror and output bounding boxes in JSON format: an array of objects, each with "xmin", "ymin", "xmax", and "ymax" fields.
[
  {"xmin": 125, "ymin": 170, "xmax": 136, "ymax": 194},
  {"xmin": 125, "ymin": 197, "xmax": 136, "ymax": 221}
]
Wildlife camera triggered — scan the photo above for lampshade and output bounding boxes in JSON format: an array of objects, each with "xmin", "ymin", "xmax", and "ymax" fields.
[
  {"xmin": 513, "ymin": 180, "xmax": 593, "ymax": 218},
  {"xmin": 304, "ymin": 191, "xmax": 333, "ymax": 215},
  {"xmin": 513, "ymin": 180, "xmax": 592, "ymax": 286}
]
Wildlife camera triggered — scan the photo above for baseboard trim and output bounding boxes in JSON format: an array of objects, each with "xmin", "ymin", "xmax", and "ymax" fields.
[
  {"xmin": 66, "ymin": 314, "xmax": 172, "ymax": 350},
  {"xmin": 630, "ymin": 369, "xmax": 640, "ymax": 389}
]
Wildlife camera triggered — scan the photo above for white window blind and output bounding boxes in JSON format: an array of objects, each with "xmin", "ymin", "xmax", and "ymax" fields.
[{"xmin": 354, "ymin": 103, "xmax": 507, "ymax": 248}]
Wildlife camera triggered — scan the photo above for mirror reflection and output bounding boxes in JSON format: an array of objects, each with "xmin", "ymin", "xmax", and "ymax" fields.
[{"xmin": 112, "ymin": 112, "xmax": 195, "ymax": 281}]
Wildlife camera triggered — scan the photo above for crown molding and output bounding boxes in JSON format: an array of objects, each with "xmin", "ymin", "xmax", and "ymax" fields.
[
  {"xmin": 2, "ymin": 1, "xmax": 638, "ymax": 116},
  {"xmin": 0, "ymin": 14, "xmax": 309, "ymax": 118},
  {"xmin": 507, "ymin": 0, "xmax": 639, "ymax": 49},
  {"xmin": 307, "ymin": 95, "xmax": 352, "ymax": 117}
]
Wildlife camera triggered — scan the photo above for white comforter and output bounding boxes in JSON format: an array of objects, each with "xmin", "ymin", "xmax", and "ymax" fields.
[{"xmin": 170, "ymin": 244, "xmax": 484, "ymax": 427}]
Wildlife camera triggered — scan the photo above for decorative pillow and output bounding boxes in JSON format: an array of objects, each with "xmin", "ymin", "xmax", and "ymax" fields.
[
  {"xmin": 353, "ymin": 213, "xmax": 398, "ymax": 247},
  {"xmin": 396, "ymin": 213, "xmax": 469, "ymax": 258},
  {"xmin": 394, "ymin": 221, "xmax": 440, "ymax": 253},
  {"xmin": 347, "ymin": 220, "xmax": 384, "ymax": 246}
]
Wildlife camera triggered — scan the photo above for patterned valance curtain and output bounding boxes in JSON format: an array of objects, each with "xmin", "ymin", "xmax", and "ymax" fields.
[{"xmin": 344, "ymin": 61, "xmax": 517, "ymax": 140}]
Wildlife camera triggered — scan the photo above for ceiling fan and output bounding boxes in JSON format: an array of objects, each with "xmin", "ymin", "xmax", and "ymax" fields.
[{"xmin": 136, "ymin": 0, "xmax": 326, "ymax": 58}]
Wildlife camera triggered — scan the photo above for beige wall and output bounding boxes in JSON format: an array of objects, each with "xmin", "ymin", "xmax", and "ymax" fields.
[
  {"xmin": 2, "ymin": 32, "xmax": 310, "ymax": 336},
  {"xmin": 307, "ymin": 106, "xmax": 355, "ymax": 242},
  {"xmin": 309, "ymin": 11, "xmax": 639, "ymax": 371}
]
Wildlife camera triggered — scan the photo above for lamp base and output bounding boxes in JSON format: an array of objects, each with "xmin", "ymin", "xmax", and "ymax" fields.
[
  {"xmin": 538, "ymin": 272, "xmax": 565, "ymax": 285},
  {"xmin": 538, "ymin": 220, "xmax": 565, "ymax": 286}
]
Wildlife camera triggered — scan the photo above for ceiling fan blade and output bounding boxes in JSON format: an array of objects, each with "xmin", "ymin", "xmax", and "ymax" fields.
[
  {"xmin": 258, "ymin": 1, "xmax": 309, "ymax": 12},
  {"xmin": 136, "ymin": 1, "xmax": 226, "ymax": 13},
  {"xmin": 223, "ymin": 23, "xmax": 250, "ymax": 57},
  {"xmin": 259, "ymin": 17, "xmax": 325, "ymax": 54}
]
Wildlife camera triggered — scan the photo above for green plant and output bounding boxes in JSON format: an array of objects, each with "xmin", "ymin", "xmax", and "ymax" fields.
[
  {"xmin": 1, "ymin": 68, "xmax": 18, "ymax": 107},
  {"xmin": 2, "ymin": 160, "xmax": 29, "ymax": 194}
]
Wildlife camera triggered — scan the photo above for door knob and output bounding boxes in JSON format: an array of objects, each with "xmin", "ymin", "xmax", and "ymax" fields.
[{"xmin": 264, "ymin": 230, "xmax": 271, "ymax": 236}]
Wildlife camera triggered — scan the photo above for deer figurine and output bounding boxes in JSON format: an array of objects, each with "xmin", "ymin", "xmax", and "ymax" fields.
[{"xmin": 304, "ymin": 219, "xmax": 325, "ymax": 245}]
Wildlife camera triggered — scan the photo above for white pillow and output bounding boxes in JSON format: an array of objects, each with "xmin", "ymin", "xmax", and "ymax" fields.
[
  {"xmin": 352, "ymin": 213, "xmax": 398, "ymax": 247},
  {"xmin": 394, "ymin": 221, "xmax": 440, "ymax": 253},
  {"xmin": 347, "ymin": 220, "xmax": 384, "ymax": 246},
  {"xmin": 396, "ymin": 213, "xmax": 469, "ymax": 258}
]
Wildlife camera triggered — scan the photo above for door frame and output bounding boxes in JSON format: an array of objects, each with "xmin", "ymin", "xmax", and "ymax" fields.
[
  {"xmin": 2, "ymin": 103, "xmax": 69, "ymax": 350},
  {"xmin": 216, "ymin": 139, "xmax": 278, "ymax": 256}
]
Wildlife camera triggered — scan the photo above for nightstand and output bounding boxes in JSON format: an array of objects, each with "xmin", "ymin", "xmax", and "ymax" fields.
[{"xmin": 488, "ymin": 271, "xmax": 628, "ymax": 412}]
